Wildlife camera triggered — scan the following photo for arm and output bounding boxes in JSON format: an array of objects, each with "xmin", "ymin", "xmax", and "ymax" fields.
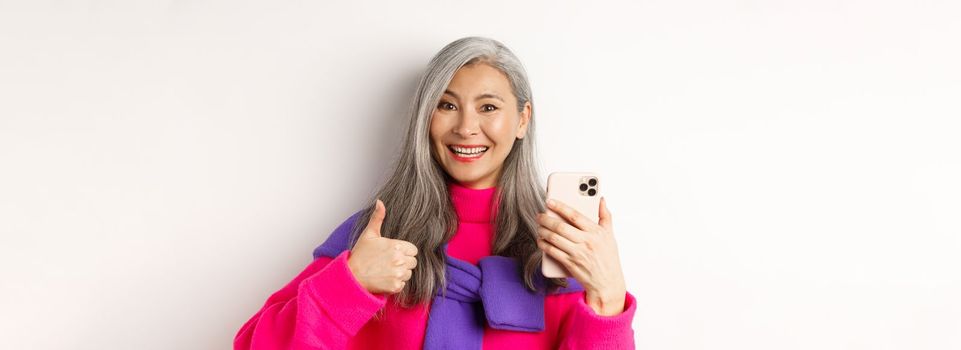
[
  {"xmin": 557, "ymin": 290, "xmax": 637, "ymax": 350},
  {"xmin": 233, "ymin": 250, "xmax": 387, "ymax": 350}
]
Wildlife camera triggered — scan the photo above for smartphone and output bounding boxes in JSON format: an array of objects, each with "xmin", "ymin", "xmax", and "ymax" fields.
[{"xmin": 541, "ymin": 172, "xmax": 602, "ymax": 278}]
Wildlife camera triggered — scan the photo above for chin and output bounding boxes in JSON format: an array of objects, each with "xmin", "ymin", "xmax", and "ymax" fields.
[{"xmin": 449, "ymin": 171, "xmax": 483, "ymax": 183}]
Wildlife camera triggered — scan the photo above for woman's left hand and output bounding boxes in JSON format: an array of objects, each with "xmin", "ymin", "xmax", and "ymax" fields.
[{"xmin": 536, "ymin": 197, "xmax": 627, "ymax": 316}]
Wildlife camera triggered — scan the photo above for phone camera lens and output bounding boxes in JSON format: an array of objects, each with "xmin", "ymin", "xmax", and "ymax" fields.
[
  {"xmin": 587, "ymin": 188, "xmax": 596, "ymax": 196},
  {"xmin": 588, "ymin": 178, "xmax": 597, "ymax": 186},
  {"xmin": 579, "ymin": 183, "xmax": 588, "ymax": 191}
]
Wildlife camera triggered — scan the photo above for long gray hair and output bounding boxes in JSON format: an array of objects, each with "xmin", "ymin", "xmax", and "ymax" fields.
[{"xmin": 347, "ymin": 36, "xmax": 567, "ymax": 308}]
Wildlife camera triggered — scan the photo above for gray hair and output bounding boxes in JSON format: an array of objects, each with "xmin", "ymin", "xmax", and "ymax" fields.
[{"xmin": 347, "ymin": 36, "xmax": 567, "ymax": 309}]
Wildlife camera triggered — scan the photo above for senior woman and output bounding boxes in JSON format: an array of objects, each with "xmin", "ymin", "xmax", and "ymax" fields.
[{"xmin": 234, "ymin": 36, "xmax": 636, "ymax": 349}]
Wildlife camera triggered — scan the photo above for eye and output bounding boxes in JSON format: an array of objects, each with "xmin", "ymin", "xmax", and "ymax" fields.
[
  {"xmin": 438, "ymin": 101, "xmax": 457, "ymax": 111},
  {"xmin": 481, "ymin": 104, "xmax": 498, "ymax": 112}
]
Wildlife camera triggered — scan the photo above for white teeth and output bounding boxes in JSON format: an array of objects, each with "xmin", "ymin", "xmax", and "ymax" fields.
[{"xmin": 450, "ymin": 146, "xmax": 489, "ymax": 155}]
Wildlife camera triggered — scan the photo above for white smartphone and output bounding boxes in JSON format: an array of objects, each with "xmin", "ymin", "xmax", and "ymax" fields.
[{"xmin": 541, "ymin": 172, "xmax": 602, "ymax": 278}]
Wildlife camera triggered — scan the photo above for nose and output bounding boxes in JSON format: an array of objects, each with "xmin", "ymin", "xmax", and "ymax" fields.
[{"xmin": 453, "ymin": 109, "xmax": 480, "ymax": 137}]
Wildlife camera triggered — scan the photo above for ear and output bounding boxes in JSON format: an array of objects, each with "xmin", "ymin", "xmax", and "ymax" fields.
[{"xmin": 516, "ymin": 101, "xmax": 532, "ymax": 139}]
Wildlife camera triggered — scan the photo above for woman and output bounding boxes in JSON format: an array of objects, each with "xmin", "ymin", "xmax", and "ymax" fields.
[{"xmin": 234, "ymin": 36, "xmax": 636, "ymax": 349}]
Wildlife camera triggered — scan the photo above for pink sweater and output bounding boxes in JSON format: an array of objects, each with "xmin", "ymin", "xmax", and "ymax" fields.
[{"xmin": 234, "ymin": 182, "xmax": 637, "ymax": 349}]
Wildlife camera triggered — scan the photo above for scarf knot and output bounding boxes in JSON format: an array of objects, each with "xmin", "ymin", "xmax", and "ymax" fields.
[{"xmin": 313, "ymin": 210, "xmax": 584, "ymax": 350}]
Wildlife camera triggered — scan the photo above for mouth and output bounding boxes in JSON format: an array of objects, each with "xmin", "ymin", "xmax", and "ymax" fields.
[{"xmin": 447, "ymin": 144, "xmax": 489, "ymax": 161}]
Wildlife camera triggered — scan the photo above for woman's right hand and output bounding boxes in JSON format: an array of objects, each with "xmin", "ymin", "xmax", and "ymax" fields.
[{"xmin": 347, "ymin": 199, "xmax": 419, "ymax": 295}]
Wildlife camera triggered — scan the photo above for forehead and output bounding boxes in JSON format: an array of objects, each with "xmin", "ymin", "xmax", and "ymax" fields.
[{"xmin": 445, "ymin": 63, "xmax": 514, "ymax": 98}]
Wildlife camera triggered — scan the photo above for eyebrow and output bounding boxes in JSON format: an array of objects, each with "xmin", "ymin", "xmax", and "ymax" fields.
[{"xmin": 443, "ymin": 90, "xmax": 505, "ymax": 103}]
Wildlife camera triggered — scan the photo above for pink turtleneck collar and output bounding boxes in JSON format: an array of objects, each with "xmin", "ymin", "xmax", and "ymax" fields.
[
  {"xmin": 447, "ymin": 180, "xmax": 500, "ymax": 223},
  {"xmin": 446, "ymin": 180, "xmax": 500, "ymax": 264}
]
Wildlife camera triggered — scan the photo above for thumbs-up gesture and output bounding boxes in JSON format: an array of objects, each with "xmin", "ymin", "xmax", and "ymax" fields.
[{"xmin": 347, "ymin": 199, "xmax": 419, "ymax": 295}]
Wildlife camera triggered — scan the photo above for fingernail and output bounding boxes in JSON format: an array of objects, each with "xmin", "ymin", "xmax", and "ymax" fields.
[{"xmin": 547, "ymin": 199, "xmax": 556, "ymax": 207}]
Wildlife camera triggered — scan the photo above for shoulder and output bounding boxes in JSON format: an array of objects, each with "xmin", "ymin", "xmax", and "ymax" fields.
[{"xmin": 312, "ymin": 208, "xmax": 366, "ymax": 259}]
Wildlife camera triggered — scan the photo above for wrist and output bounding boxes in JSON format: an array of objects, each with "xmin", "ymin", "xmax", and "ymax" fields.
[
  {"xmin": 346, "ymin": 253, "xmax": 370, "ymax": 292},
  {"xmin": 585, "ymin": 288, "xmax": 626, "ymax": 316}
]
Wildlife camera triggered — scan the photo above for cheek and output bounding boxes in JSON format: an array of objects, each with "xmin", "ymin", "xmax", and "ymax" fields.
[
  {"xmin": 429, "ymin": 113, "xmax": 446, "ymax": 141},
  {"xmin": 483, "ymin": 117, "xmax": 518, "ymax": 144}
]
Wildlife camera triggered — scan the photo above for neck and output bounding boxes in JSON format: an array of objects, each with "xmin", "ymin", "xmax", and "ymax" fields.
[{"xmin": 448, "ymin": 180, "xmax": 499, "ymax": 223}]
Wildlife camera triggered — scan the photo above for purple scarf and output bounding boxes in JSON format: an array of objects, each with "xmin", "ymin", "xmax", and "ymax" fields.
[{"xmin": 313, "ymin": 210, "xmax": 584, "ymax": 349}]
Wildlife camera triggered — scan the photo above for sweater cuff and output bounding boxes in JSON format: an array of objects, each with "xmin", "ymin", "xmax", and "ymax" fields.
[
  {"xmin": 567, "ymin": 290, "xmax": 637, "ymax": 348},
  {"xmin": 299, "ymin": 250, "xmax": 387, "ymax": 336}
]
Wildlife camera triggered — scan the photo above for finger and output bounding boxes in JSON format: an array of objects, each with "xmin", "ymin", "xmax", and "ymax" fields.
[
  {"xmin": 537, "ymin": 238, "xmax": 589, "ymax": 278},
  {"xmin": 598, "ymin": 196, "xmax": 613, "ymax": 231},
  {"xmin": 363, "ymin": 199, "xmax": 386, "ymax": 238},
  {"xmin": 400, "ymin": 269, "xmax": 413, "ymax": 281},
  {"xmin": 396, "ymin": 240, "xmax": 418, "ymax": 256},
  {"xmin": 393, "ymin": 281, "xmax": 406, "ymax": 293},
  {"xmin": 538, "ymin": 213, "xmax": 584, "ymax": 244},
  {"xmin": 537, "ymin": 237, "xmax": 571, "ymax": 262},
  {"xmin": 546, "ymin": 198, "xmax": 600, "ymax": 232},
  {"xmin": 404, "ymin": 256, "xmax": 417, "ymax": 269},
  {"xmin": 395, "ymin": 255, "xmax": 416, "ymax": 268},
  {"xmin": 537, "ymin": 225, "xmax": 579, "ymax": 256}
]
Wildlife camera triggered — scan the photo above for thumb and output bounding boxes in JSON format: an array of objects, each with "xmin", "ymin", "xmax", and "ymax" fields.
[
  {"xmin": 363, "ymin": 199, "xmax": 386, "ymax": 238},
  {"xmin": 598, "ymin": 196, "xmax": 613, "ymax": 231}
]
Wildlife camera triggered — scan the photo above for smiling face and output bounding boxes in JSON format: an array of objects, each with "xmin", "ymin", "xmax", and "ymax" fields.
[{"xmin": 429, "ymin": 63, "xmax": 531, "ymax": 189}]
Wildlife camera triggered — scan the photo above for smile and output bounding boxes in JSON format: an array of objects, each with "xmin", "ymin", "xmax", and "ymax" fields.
[{"xmin": 447, "ymin": 145, "xmax": 488, "ymax": 162}]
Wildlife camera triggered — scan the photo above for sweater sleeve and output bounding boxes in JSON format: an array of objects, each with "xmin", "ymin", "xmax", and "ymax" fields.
[
  {"xmin": 234, "ymin": 250, "xmax": 388, "ymax": 350},
  {"xmin": 557, "ymin": 290, "xmax": 637, "ymax": 349}
]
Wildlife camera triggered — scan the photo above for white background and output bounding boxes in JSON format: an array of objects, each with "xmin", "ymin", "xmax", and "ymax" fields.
[{"xmin": 1, "ymin": 1, "xmax": 959, "ymax": 349}]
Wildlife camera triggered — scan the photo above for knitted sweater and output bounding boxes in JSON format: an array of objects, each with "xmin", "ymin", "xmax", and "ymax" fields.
[{"xmin": 234, "ymin": 181, "xmax": 637, "ymax": 349}]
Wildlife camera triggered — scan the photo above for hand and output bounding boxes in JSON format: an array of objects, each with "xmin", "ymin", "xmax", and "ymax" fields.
[
  {"xmin": 536, "ymin": 197, "xmax": 627, "ymax": 316},
  {"xmin": 347, "ymin": 199, "xmax": 419, "ymax": 295}
]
